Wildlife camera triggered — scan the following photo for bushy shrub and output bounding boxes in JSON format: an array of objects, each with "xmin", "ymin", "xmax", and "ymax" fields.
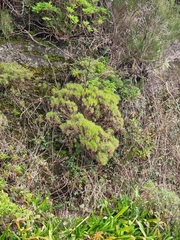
[
  {"xmin": 46, "ymin": 57, "xmax": 143, "ymax": 164},
  {"xmin": 47, "ymin": 81, "xmax": 123, "ymax": 165}
]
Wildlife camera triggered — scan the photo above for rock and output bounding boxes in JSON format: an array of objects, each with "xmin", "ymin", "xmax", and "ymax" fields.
[{"xmin": 0, "ymin": 40, "xmax": 69, "ymax": 68}]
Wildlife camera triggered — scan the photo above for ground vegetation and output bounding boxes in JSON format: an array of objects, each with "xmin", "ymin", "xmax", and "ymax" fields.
[{"xmin": 0, "ymin": 0, "xmax": 180, "ymax": 239}]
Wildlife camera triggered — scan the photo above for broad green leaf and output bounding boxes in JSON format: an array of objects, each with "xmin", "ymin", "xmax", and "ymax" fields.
[
  {"xmin": 114, "ymin": 206, "xmax": 129, "ymax": 220},
  {"xmin": 136, "ymin": 220, "xmax": 146, "ymax": 238}
]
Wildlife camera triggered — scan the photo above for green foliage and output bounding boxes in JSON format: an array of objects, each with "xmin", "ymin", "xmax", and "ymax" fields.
[
  {"xmin": 0, "ymin": 150, "xmax": 10, "ymax": 161},
  {"xmin": 0, "ymin": 190, "xmax": 32, "ymax": 225},
  {"xmin": 32, "ymin": 1, "xmax": 57, "ymax": 13},
  {"xmin": 31, "ymin": 1, "xmax": 65, "ymax": 38},
  {"xmin": 59, "ymin": 196, "xmax": 176, "ymax": 239},
  {"xmin": 47, "ymin": 81, "xmax": 123, "ymax": 165},
  {"xmin": 46, "ymin": 57, "xmax": 143, "ymax": 164},
  {"xmin": 0, "ymin": 10, "xmax": 14, "ymax": 38},
  {"xmin": 32, "ymin": 0, "xmax": 109, "ymax": 39},
  {"xmin": 0, "ymin": 178, "xmax": 5, "ymax": 190},
  {"xmin": 0, "ymin": 191, "xmax": 179, "ymax": 239},
  {"xmin": 139, "ymin": 181, "xmax": 180, "ymax": 225},
  {"xmin": 61, "ymin": 113, "xmax": 119, "ymax": 165},
  {"xmin": 119, "ymin": 79, "xmax": 141, "ymax": 101},
  {"xmin": 71, "ymin": 57, "xmax": 141, "ymax": 100},
  {"xmin": 124, "ymin": 118, "xmax": 154, "ymax": 160},
  {"xmin": 0, "ymin": 191, "xmax": 59, "ymax": 239},
  {"xmin": 0, "ymin": 62, "xmax": 33, "ymax": 86},
  {"xmin": 71, "ymin": 57, "xmax": 118, "ymax": 88},
  {"xmin": 65, "ymin": 0, "xmax": 109, "ymax": 32}
]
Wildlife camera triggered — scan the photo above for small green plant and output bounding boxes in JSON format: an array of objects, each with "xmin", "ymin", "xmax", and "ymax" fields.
[{"xmin": 0, "ymin": 149, "xmax": 10, "ymax": 161}]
